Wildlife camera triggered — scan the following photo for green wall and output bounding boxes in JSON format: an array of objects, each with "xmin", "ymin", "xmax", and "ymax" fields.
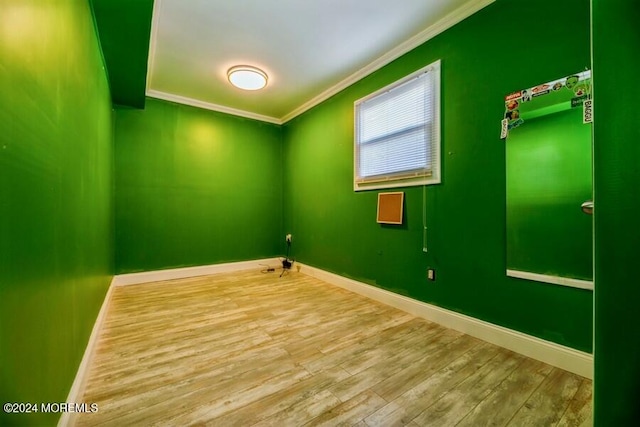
[
  {"xmin": 90, "ymin": 0, "xmax": 154, "ymax": 108},
  {"xmin": 282, "ymin": 0, "xmax": 593, "ymax": 352},
  {"xmin": 114, "ymin": 99, "xmax": 283, "ymax": 273},
  {"xmin": 0, "ymin": 1, "xmax": 114, "ymax": 425},
  {"xmin": 507, "ymin": 107, "xmax": 592, "ymax": 280},
  {"xmin": 592, "ymin": 0, "xmax": 640, "ymax": 424}
]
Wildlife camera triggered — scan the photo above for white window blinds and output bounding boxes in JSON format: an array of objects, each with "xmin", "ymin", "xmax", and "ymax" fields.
[{"xmin": 354, "ymin": 60, "xmax": 440, "ymax": 191}]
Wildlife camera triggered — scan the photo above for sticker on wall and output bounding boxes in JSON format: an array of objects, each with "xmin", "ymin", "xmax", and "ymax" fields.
[
  {"xmin": 509, "ymin": 118, "xmax": 524, "ymax": 130},
  {"xmin": 565, "ymin": 75, "xmax": 580, "ymax": 90},
  {"xmin": 503, "ymin": 106, "xmax": 524, "ymax": 131},
  {"xmin": 505, "ymin": 91, "xmax": 522, "ymax": 102},
  {"xmin": 532, "ymin": 84, "xmax": 550, "ymax": 98},
  {"xmin": 573, "ymin": 84, "xmax": 588, "ymax": 97},
  {"xmin": 501, "ymin": 69, "xmax": 592, "ymax": 137},
  {"xmin": 505, "ymin": 109, "xmax": 520, "ymax": 121},
  {"xmin": 571, "ymin": 94, "xmax": 589, "ymax": 108},
  {"xmin": 583, "ymin": 99, "xmax": 593, "ymax": 123},
  {"xmin": 500, "ymin": 118, "xmax": 509, "ymax": 139}
]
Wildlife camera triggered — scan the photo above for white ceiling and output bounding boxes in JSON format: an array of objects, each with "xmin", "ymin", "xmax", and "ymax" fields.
[{"xmin": 146, "ymin": 0, "xmax": 493, "ymax": 124}]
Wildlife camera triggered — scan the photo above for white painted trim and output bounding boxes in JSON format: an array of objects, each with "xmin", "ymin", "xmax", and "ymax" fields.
[
  {"xmin": 297, "ymin": 263, "xmax": 593, "ymax": 379},
  {"xmin": 144, "ymin": 0, "xmax": 162, "ymax": 93},
  {"xmin": 58, "ymin": 277, "xmax": 117, "ymax": 427},
  {"xmin": 60, "ymin": 256, "xmax": 591, "ymax": 427},
  {"xmin": 112, "ymin": 258, "xmax": 282, "ymax": 286},
  {"xmin": 146, "ymin": 90, "xmax": 283, "ymax": 125},
  {"xmin": 507, "ymin": 269, "xmax": 594, "ymax": 291},
  {"xmin": 280, "ymin": 0, "xmax": 495, "ymax": 123},
  {"xmin": 353, "ymin": 60, "xmax": 442, "ymax": 192}
]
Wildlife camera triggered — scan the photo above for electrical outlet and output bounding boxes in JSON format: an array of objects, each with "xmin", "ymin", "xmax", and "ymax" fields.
[
  {"xmin": 286, "ymin": 234, "xmax": 292, "ymax": 243},
  {"xmin": 427, "ymin": 269, "xmax": 436, "ymax": 281}
]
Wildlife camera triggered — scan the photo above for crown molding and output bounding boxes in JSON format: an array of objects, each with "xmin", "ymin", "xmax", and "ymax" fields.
[
  {"xmin": 280, "ymin": 0, "xmax": 495, "ymax": 123},
  {"xmin": 144, "ymin": 0, "xmax": 162, "ymax": 94},
  {"xmin": 145, "ymin": 0, "xmax": 495, "ymax": 125},
  {"xmin": 145, "ymin": 0, "xmax": 281, "ymax": 124},
  {"xmin": 146, "ymin": 90, "xmax": 283, "ymax": 124}
]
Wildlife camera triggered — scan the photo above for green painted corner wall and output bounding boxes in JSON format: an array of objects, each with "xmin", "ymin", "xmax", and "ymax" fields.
[
  {"xmin": 282, "ymin": 0, "xmax": 593, "ymax": 352},
  {"xmin": 90, "ymin": 0, "xmax": 154, "ymax": 109},
  {"xmin": 0, "ymin": 1, "xmax": 114, "ymax": 426},
  {"xmin": 114, "ymin": 99, "xmax": 284, "ymax": 273},
  {"xmin": 592, "ymin": 0, "xmax": 640, "ymax": 425}
]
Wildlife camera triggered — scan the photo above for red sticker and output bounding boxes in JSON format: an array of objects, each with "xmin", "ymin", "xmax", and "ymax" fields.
[{"xmin": 505, "ymin": 91, "xmax": 522, "ymax": 102}]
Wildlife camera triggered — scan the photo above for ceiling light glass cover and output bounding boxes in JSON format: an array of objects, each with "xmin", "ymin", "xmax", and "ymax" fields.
[{"xmin": 227, "ymin": 65, "xmax": 268, "ymax": 90}]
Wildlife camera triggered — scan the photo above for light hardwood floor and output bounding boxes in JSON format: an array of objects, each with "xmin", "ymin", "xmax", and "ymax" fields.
[{"xmin": 75, "ymin": 269, "xmax": 592, "ymax": 426}]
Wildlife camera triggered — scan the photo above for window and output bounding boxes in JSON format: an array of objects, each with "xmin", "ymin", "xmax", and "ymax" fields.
[{"xmin": 354, "ymin": 60, "xmax": 441, "ymax": 191}]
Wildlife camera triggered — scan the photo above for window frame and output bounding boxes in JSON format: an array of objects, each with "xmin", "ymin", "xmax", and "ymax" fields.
[{"xmin": 353, "ymin": 60, "xmax": 441, "ymax": 192}]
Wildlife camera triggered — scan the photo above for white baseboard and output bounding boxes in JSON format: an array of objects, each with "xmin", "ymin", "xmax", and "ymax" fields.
[
  {"xmin": 507, "ymin": 269, "xmax": 594, "ymax": 291},
  {"xmin": 297, "ymin": 263, "xmax": 593, "ymax": 379},
  {"xmin": 58, "ymin": 276, "xmax": 117, "ymax": 427},
  {"xmin": 112, "ymin": 258, "xmax": 281, "ymax": 286},
  {"xmin": 60, "ymin": 258, "xmax": 592, "ymax": 425}
]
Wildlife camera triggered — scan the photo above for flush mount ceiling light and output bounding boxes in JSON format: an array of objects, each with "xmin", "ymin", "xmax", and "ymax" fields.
[{"xmin": 227, "ymin": 65, "xmax": 268, "ymax": 90}]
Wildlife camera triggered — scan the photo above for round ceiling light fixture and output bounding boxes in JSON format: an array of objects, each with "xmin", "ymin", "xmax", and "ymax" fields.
[{"xmin": 227, "ymin": 65, "xmax": 268, "ymax": 90}]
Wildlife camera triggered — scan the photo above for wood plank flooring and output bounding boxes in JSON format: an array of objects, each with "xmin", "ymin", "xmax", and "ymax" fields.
[{"xmin": 75, "ymin": 269, "xmax": 592, "ymax": 426}]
